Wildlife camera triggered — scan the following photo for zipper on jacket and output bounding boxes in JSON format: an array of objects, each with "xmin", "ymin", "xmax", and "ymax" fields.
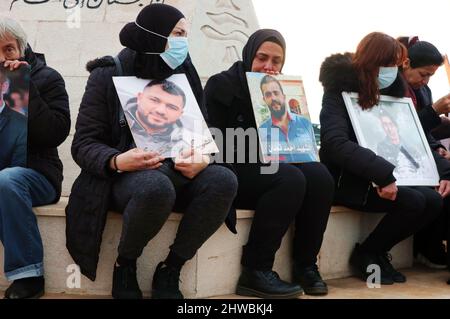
[
  {"xmin": 337, "ymin": 169, "xmax": 344, "ymax": 188},
  {"xmin": 362, "ymin": 183, "xmax": 372, "ymax": 206}
]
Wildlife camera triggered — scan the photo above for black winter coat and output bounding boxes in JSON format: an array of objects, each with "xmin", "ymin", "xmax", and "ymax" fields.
[
  {"xmin": 25, "ymin": 46, "xmax": 70, "ymax": 199},
  {"xmin": 413, "ymin": 85, "xmax": 445, "ymax": 150},
  {"xmin": 319, "ymin": 53, "xmax": 450, "ymax": 207},
  {"xmin": 415, "ymin": 85, "xmax": 441, "ymax": 134},
  {"xmin": 204, "ymin": 62, "xmax": 259, "ymax": 164},
  {"xmin": 66, "ymin": 49, "xmax": 236, "ymax": 281}
]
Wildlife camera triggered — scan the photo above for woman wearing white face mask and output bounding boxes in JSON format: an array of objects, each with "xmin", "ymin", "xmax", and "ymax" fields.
[
  {"xmin": 66, "ymin": 4, "xmax": 238, "ymax": 299},
  {"xmin": 319, "ymin": 32, "xmax": 445, "ymax": 284}
]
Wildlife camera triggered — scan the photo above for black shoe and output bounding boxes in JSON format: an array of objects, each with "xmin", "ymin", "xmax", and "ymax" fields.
[
  {"xmin": 4, "ymin": 276, "xmax": 45, "ymax": 299},
  {"xmin": 152, "ymin": 262, "xmax": 183, "ymax": 299},
  {"xmin": 415, "ymin": 253, "xmax": 448, "ymax": 269},
  {"xmin": 236, "ymin": 268, "xmax": 303, "ymax": 299},
  {"xmin": 414, "ymin": 242, "xmax": 448, "ymax": 269},
  {"xmin": 349, "ymin": 244, "xmax": 394, "ymax": 285},
  {"xmin": 112, "ymin": 263, "xmax": 143, "ymax": 299},
  {"xmin": 293, "ymin": 264, "xmax": 328, "ymax": 295},
  {"xmin": 378, "ymin": 253, "xmax": 407, "ymax": 283}
]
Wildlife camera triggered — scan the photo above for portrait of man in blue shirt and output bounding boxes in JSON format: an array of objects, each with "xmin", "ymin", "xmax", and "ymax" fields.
[
  {"xmin": 0, "ymin": 70, "xmax": 27, "ymax": 170},
  {"xmin": 258, "ymin": 75, "xmax": 318, "ymax": 163}
]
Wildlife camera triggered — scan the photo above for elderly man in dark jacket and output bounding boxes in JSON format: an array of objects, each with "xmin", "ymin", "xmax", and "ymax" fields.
[{"xmin": 0, "ymin": 17, "xmax": 70, "ymax": 299}]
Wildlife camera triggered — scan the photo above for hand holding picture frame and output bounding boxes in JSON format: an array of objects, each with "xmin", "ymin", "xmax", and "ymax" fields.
[
  {"xmin": 113, "ymin": 74, "xmax": 218, "ymax": 159},
  {"xmin": 246, "ymin": 72, "xmax": 319, "ymax": 163},
  {"xmin": 342, "ymin": 92, "xmax": 439, "ymax": 186}
]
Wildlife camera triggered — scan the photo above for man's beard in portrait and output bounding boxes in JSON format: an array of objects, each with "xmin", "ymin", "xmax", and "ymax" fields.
[
  {"xmin": 269, "ymin": 100, "xmax": 286, "ymax": 119},
  {"xmin": 137, "ymin": 109, "xmax": 170, "ymax": 131}
]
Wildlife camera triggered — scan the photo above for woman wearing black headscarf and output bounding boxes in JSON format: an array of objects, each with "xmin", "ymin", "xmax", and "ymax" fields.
[
  {"xmin": 397, "ymin": 36, "xmax": 450, "ymax": 270},
  {"xmin": 204, "ymin": 29, "xmax": 334, "ymax": 298},
  {"xmin": 66, "ymin": 4, "xmax": 238, "ymax": 299}
]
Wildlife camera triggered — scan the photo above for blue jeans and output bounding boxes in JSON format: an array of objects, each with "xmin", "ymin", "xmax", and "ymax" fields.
[{"xmin": 0, "ymin": 167, "xmax": 56, "ymax": 281}]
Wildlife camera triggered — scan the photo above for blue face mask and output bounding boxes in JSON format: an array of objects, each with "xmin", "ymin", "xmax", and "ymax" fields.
[
  {"xmin": 378, "ymin": 66, "xmax": 398, "ymax": 89},
  {"xmin": 160, "ymin": 37, "xmax": 189, "ymax": 70},
  {"xmin": 135, "ymin": 21, "xmax": 189, "ymax": 70}
]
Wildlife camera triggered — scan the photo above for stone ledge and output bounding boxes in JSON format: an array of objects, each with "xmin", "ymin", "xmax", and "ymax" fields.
[
  {"xmin": 0, "ymin": 197, "xmax": 411, "ymax": 298},
  {"xmin": 34, "ymin": 197, "xmax": 353, "ymax": 219}
]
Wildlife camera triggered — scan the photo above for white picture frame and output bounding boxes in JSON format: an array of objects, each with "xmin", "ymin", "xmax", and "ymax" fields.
[
  {"xmin": 342, "ymin": 92, "xmax": 439, "ymax": 186},
  {"xmin": 113, "ymin": 74, "xmax": 218, "ymax": 159},
  {"xmin": 246, "ymin": 72, "xmax": 319, "ymax": 163}
]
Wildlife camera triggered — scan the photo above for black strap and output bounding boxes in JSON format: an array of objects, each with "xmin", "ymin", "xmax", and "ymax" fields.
[
  {"xmin": 400, "ymin": 146, "xmax": 420, "ymax": 169},
  {"xmin": 113, "ymin": 55, "xmax": 127, "ymax": 128}
]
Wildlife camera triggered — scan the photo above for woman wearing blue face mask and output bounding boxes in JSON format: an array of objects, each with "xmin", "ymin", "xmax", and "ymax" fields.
[
  {"xmin": 319, "ymin": 32, "xmax": 445, "ymax": 284},
  {"xmin": 66, "ymin": 4, "xmax": 238, "ymax": 299}
]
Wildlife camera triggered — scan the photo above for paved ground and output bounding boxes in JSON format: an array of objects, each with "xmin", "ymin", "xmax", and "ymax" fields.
[{"xmin": 1, "ymin": 266, "xmax": 449, "ymax": 299}]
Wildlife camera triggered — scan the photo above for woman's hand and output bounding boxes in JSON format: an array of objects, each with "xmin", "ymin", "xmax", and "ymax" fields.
[
  {"xmin": 4, "ymin": 60, "xmax": 29, "ymax": 71},
  {"xmin": 432, "ymin": 93, "xmax": 450, "ymax": 115},
  {"xmin": 174, "ymin": 149, "xmax": 210, "ymax": 179},
  {"xmin": 437, "ymin": 147, "xmax": 450, "ymax": 160},
  {"xmin": 437, "ymin": 180, "xmax": 450, "ymax": 198},
  {"xmin": 265, "ymin": 70, "xmax": 280, "ymax": 76},
  {"xmin": 377, "ymin": 182, "xmax": 398, "ymax": 201},
  {"xmin": 111, "ymin": 148, "xmax": 165, "ymax": 172}
]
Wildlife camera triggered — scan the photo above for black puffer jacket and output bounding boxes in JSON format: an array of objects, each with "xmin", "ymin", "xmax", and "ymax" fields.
[
  {"xmin": 319, "ymin": 53, "xmax": 450, "ymax": 207},
  {"xmin": 66, "ymin": 48, "xmax": 237, "ymax": 281},
  {"xmin": 25, "ymin": 46, "xmax": 70, "ymax": 199}
]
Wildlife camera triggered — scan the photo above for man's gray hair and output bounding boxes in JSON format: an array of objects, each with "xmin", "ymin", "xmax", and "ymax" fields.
[{"xmin": 0, "ymin": 16, "xmax": 27, "ymax": 57}]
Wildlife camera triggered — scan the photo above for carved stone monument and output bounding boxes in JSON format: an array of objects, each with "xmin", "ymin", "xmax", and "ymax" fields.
[{"xmin": 189, "ymin": 0, "xmax": 259, "ymax": 81}]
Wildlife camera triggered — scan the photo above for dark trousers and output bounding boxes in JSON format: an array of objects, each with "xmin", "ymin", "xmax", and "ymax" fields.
[
  {"xmin": 352, "ymin": 186, "xmax": 443, "ymax": 253},
  {"xmin": 414, "ymin": 196, "xmax": 450, "ymax": 266},
  {"xmin": 234, "ymin": 162, "xmax": 334, "ymax": 271},
  {"xmin": 110, "ymin": 165, "xmax": 237, "ymax": 262}
]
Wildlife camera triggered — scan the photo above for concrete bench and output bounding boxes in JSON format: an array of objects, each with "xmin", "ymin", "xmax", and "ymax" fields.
[{"xmin": 0, "ymin": 198, "xmax": 413, "ymax": 298}]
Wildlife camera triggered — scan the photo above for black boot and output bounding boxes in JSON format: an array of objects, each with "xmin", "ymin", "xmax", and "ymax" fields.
[
  {"xmin": 152, "ymin": 262, "xmax": 183, "ymax": 299},
  {"xmin": 236, "ymin": 267, "xmax": 303, "ymax": 299},
  {"xmin": 378, "ymin": 253, "xmax": 407, "ymax": 283},
  {"xmin": 293, "ymin": 264, "xmax": 328, "ymax": 295},
  {"xmin": 4, "ymin": 276, "xmax": 45, "ymax": 299},
  {"xmin": 349, "ymin": 243, "xmax": 394, "ymax": 285},
  {"xmin": 112, "ymin": 262, "xmax": 143, "ymax": 299}
]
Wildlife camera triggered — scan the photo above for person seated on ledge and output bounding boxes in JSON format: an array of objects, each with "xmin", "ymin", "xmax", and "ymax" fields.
[
  {"xmin": 319, "ymin": 32, "xmax": 448, "ymax": 285},
  {"xmin": 66, "ymin": 4, "xmax": 238, "ymax": 299},
  {"xmin": 0, "ymin": 16, "xmax": 70, "ymax": 299},
  {"xmin": 205, "ymin": 29, "xmax": 334, "ymax": 298}
]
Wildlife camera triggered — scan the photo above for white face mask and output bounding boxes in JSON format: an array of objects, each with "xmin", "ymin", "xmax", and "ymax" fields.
[
  {"xmin": 135, "ymin": 21, "xmax": 188, "ymax": 70},
  {"xmin": 378, "ymin": 66, "xmax": 398, "ymax": 89}
]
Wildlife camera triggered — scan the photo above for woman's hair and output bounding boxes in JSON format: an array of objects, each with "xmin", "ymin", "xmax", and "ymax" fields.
[
  {"xmin": 353, "ymin": 32, "xmax": 407, "ymax": 109},
  {"xmin": 397, "ymin": 36, "xmax": 444, "ymax": 68}
]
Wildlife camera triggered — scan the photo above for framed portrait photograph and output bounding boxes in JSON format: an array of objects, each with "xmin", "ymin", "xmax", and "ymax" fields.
[
  {"xmin": 113, "ymin": 74, "xmax": 218, "ymax": 159},
  {"xmin": 0, "ymin": 65, "xmax": 29, "ymax": 171},
  {"xmin": 342, "ymin": 92, "xmax": 439, "ymax": 186},
  {"xmin": 445, "ymin": 54, "xmax": 450, "ymax": 87},
  {"xmin": 246, "ymin": 72, "xmax": 319, "ymax": 163}
]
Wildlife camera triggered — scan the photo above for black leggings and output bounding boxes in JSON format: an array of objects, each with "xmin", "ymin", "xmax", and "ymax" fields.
[
  {"xmin": 234, "ymin": 162, "xmax": 334, "ymax": 271},
  {"xmin": 354, "ymin": 186, "xmax": 443, "ymax": 253},
  {"xmin": 110, "ymin": 165, "xmax": 238, "ymax": 262},
  {"xmin": 414, "ymin": 196, "xmax": 450, "ymax": 265}
]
